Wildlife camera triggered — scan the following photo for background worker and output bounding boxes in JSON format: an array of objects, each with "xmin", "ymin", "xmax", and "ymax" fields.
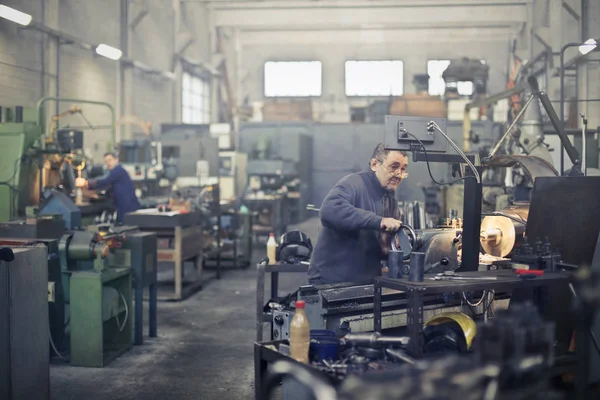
[
  {"xmin": 308, "ymin": 143, "xmax": 409, "ymax": 285},
  {"xmin": 75, "ymin": 152, "xmax": 140, "ymax": 224}
]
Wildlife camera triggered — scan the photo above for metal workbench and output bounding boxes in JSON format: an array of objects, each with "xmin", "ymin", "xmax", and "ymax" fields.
[
  {"xmin": 124, "ymin": 210, "xmax": 204, "ymax": 301},
  {"xmin": 374, "ymin": 271, "xmax": 570, "ymax": 356},
  {"xmin": 256, "ymin": 263, "xmax": 310, "ymax": 342}
]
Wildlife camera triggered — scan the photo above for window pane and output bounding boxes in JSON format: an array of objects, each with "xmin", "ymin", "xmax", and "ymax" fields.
[
  {"xmin": 345, "ymin": 61, "xmax": 403, "ymax": 96},
  {"xmin": 182, "ymin": 107, "xmax": 191, "ymax": 124},
  {"xmin": 457, "ymin": 81, "xmax": 474, "ymax": 96},
  {"xmin": 427, "ymin": 60, "xmax": 451, "ymax": 96},
  {"xmin": 182, "ymin": 73, "xmax": 191, "ymax": 91},
  {"xmin": 264, "ymin": 61, "xmax": 322, "ymax": 97}
]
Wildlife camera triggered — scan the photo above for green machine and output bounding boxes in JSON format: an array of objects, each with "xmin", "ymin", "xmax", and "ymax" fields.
[
  {"xmin": 0, "ymin": 98, "xmax": 116, "ymax": 223},
  {"xmin": 0, "ymin": 218, "xmax": 133, "ymax": 368},
  {"xmin": 0, "ymin": 99, "xmax": 135, "ymax": 368}
]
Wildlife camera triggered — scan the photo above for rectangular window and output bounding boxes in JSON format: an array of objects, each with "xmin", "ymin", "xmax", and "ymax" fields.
[
  {"xmin": 182, "ymin": 72, "xmax": 210, "ymax": 124},
  {"xmin": 264, "ymin": 61, "xmax": 322, "ymax": 97},
  {"xmin": 345, "ymin": 60, "xmax": 404, "ymax": 96},
  {"xmin": 427, "ymin": 60, "xmax": 451, "ymax": 96}
]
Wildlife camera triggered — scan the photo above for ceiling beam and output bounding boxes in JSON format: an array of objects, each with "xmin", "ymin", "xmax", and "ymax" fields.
[
  {"xmin": 202, "ymin": 0, "xmax": 532, "ymax": 8},
  {"xmin": 213, "ymin": 4, "xmax": 528, "ymax": 29},
  {"xmin": 241, "ymin": 27, "xmax": 516, "ymax": 45}
]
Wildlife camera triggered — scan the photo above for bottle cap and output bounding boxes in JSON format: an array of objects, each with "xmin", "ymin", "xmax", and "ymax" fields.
[
  {"xmin": 269, "ymin": 233, "xmax": 274, "ymax": 237},
  {"xmin": 295, "ymin": 300, "xmax": 305, "ymax": 309}
]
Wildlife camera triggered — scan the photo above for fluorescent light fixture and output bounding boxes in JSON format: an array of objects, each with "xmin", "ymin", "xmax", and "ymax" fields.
[
  {"xmin": 0, "ymin": 5, "xmax": 32, "ymax": 26},
  {"xmin": 579, "ymin": 38, "xmax": 597, "ymax": 55},
  {"xmin": 95, "ymin": 44, "xmax": 122, "ymax": 61}
]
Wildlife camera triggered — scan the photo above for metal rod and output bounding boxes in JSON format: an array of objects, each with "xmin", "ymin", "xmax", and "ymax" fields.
[
  {"xmin": 559, "ymin": 42, "xmax": 589, "ymax": 175},
  {"xmin": 580, "ymin": 114, "xmax": 587, "ymax": 175},
  {"xmin": 489, "ymin": 94, "xmax": 536, "ymax": 157}
]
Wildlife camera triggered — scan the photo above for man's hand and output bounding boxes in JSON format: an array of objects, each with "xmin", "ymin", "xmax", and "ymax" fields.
[
  {"xmin": 75, "ymin": 177, "xmax": 88, "ymax": 188},
  {"xmin": 380, "ymin": 217, "xmax": 402, "ymax": 233}
]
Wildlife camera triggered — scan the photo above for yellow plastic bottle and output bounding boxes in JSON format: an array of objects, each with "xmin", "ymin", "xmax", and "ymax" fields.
[
  {"xmin": 267, "ymin": 233, "xmax": 277, "ymax": 265},
  {"xmin": 290, "ymin": 300, "xmax": 310, "ymax": 364}
]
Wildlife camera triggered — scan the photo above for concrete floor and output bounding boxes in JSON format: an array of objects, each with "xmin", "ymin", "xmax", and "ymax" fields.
[{"xmin": 50, "ymin": 218, "xmax": 320, "ymax": 400}]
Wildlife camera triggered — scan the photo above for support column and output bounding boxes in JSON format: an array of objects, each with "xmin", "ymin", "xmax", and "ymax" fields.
[
  {"xmin": 172, "ymin": 0, "xmax": 183, "ymax": 123},
  {"xmin": 120, "ymin": 0, "xmax": 133, "ymax": 141},
  {"xmin": 43, "ymin": 0, "xmax": 60, "ymax": 122}
]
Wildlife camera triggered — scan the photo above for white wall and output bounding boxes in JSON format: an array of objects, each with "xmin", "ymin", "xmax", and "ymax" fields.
[{"xmin": 0, "ymin": 0, "xmax": 212, "ymax": 160}]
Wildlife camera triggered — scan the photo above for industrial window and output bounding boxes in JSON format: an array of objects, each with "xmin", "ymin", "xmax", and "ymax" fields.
[
  {"xmin": 427, "ymin": 60, "xmax": 451, "ymax": 96},
  {"xmin": 182, "ymin": 72, "xmax": 210, "ymax": 124},
  {"xmin": 264, "ymin": 61, "xmax": 322, "ymax": 97},
  {"xmin": 345, "ymin": 60, "xmax": 404, "ymax": 96}
]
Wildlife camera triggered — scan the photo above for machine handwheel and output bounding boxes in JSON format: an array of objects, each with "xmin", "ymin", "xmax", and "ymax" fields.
[{"xmin": 392, "ymin": 224, "xmax": 417, "ymax": 260}]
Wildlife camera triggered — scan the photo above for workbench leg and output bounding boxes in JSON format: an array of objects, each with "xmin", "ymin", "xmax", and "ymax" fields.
[
  {"xmin": 149, "ymin": 283, "xmax": 157, "ymax": 338},
  {"xmin": 374, "ymin": 282, "xmax": 382, "ymax": 333},
  {"xmin": 407, "ymin": 291, "xmax": 424, "ymax": 357},
  {"xmin": 175, "ymin": 227, "xmax": 182, "ymax": 299},
  {"xmin": 256, "ymin": 264, "xmax": 265, "ymax": 342},
  {"xmin": 134, "ymin": 277, "xmax": 144, "ymax": 345},
  {"xmin": 254, "ymin": 343, "xmax": 268, "ymax": 400}
]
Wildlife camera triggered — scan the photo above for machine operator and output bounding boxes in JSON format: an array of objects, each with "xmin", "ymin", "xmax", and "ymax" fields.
[
  {"xmin": 308, "ymin": 143, "xmax": 408, "ymax": 285},
  {"xmin": 75, "ymin": 152, "xmax": 140, "ymax": 224}
]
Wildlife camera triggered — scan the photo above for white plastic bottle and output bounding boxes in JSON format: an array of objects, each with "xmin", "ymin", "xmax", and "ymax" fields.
[
  {"xmin": 267, "ymin": 233, "xmax": 277, "ymax": 265},
  {"xmin": 290, "ymin": 300, "xmax": 310, "ymax": 363}
]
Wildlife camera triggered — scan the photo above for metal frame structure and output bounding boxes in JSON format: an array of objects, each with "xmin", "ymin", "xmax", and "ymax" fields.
[
  {"xmin": 373, "ymin": 271, "xmax": 570, "ymax": 356},
  {"xmin": 256, "ymin": 263, "xmax": 309, "ymax": 342}
]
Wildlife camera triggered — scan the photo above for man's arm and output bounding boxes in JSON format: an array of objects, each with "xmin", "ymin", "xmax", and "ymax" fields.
[
  {"xmin": 88, "ymin": 166, "xmax": 123, "ymax": 190},
  {"xmin": 320, "ymin": 182, "xmax": 382, "ymax": 231}
]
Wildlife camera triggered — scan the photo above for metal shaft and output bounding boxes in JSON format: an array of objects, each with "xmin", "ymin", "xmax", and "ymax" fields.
[{"xmin": 489, "ymin": 94, "xmax": 536, "ymax": 157}]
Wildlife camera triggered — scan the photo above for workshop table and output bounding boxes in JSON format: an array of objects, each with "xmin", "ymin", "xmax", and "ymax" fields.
[
  {"xmin": 374, "ymin": 270, "xmax": 570, "ymax": 356},
  {"xmin": 244, "ymin": 194, "xmax": 288, "ymax": 238},
  {"xmin": 124, "ymin": 210, "xmax": 204, "ymax": 301},
  {"xmin": 256, "ymin": 263, "xmax": 310, "ymax": 342}
]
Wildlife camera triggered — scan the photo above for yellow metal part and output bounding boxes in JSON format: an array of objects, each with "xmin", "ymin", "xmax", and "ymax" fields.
[
  {"xmin": 425, "ymin": 312, "xmax": 476, "ymax": 349},
  {"xmin": 48, "ymin": 106, "xmax": 83, "ymax": 142},
  {"xmin": 116, "ymin": 115, "xmax": 152, "ymax": 137}
]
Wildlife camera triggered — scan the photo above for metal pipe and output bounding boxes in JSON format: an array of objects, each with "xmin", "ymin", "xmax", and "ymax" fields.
[
  {"xmin": 36, "ymin": 98, "xmax": 116, "ymax": 146},
  {"xmin": 560, "ymin": 42, "xmax": 589, "ymax": 175},
  {"xmin": 580, "ymin": 113, "xmax": 588, "ymax": 175},
  {"xmin": 489, "ymin": 94, "xmax": 535, "ymax": 157}
]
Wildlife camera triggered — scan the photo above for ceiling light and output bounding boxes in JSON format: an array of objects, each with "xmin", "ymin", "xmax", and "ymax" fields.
[
  {"xmin": 0, "ymin": 5, "xmax": 32, "ymax": 26},
  {"xmin": 95, "ymin": 44, "xmax": 122, "ymax": 61},
  {"xmin": 578, "ymin": 38, "xmax": 597, "ymax": 55}
]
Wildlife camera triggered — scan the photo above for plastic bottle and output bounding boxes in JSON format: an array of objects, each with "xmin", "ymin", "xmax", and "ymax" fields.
[
  {"xmin": 267, "ymin": 233, "xmax": 277, "ymax": 265},
  {"xmin": 290, "ymin": 300, "xmax": 310, "ymax": 363}
]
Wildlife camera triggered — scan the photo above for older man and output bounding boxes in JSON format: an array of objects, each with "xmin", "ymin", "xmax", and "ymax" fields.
[
  {"xmin": 308, "ymin": 143, "xmax": 408, "ymax": 285},
  {"xmin": 76, "ymin": 152, "xmax": 140, "ymax": 224}
]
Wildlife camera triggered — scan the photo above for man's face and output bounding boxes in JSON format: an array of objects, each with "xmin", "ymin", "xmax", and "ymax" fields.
[
  {"xmin": 104, "ymin": 155, "xmax": 118, "ymax": 170},
  {"xmin": 370, "ymin": 151, "xmax": 408, "ymax": 191}
]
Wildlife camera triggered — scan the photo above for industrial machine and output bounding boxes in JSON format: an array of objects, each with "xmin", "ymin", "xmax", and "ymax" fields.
[
  {"xmin": 0, "ymin": 246, "xmax": 49, "ymax": 400},
  {"xmin": 0, "ymin": 99, "xmax": 119, "ymax": 225},
  {"xmin": 116, "ymin": 116, "xmax": 166, "ymax": 198},
  {"xmin": 159, "ymin": 123, "xmax": 219, "ymax": 188},
  {"xmin": 219, "ymin": 151, "xmax": 247, "ymax": 202},
  {"xmin": 0, "ymin": 216, "xmax": 137, "ymax": 368}
]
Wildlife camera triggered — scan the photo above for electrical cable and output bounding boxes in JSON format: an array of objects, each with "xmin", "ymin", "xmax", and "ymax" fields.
[
  {"xmin": 430, "ymin": 121, "xmax": 481, "ymax": 183},
  {"xmin": 404, "ymin": 132, "xmax": 477, "ymax": 186},
  {"xmin": 463, "ymin": 290, "xmax": 487, "ymax": 307},
  {"xmin": 49, "ymin": 324, "xmax": 66, "ymax": 360},
  {"xmin": 115, "ymin": 290, "xmax": 129, "ymax": 332}
]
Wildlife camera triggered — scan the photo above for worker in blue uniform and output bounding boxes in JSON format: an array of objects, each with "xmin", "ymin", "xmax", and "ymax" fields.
[
  {"xmin": 76, "ymin": 152, "xmax": 140, "ymax": 224},
  {"xmin": 308, "ymin": 143, "xmax": 408, "ymax": 285}
]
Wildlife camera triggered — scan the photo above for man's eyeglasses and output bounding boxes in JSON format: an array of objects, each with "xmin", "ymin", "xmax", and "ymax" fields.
[{"xmin": 378, "ymin": 160, "xmax": 409, "ymax": 178}]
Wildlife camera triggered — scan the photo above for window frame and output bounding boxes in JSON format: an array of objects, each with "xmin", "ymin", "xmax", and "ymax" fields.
[{"xmin": 182, "ymin": 71, "xmax": 211, "ymax": 124}]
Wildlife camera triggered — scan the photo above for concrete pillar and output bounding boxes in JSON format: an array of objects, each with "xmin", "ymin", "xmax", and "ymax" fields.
[{"xmin": 172, "ymin": 0, "xmax": 183, "ymax": 123}]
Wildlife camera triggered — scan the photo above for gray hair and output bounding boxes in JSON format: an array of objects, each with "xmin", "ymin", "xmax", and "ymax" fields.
[{"xmin": 370, "ymin": 143, "xmax": 408, "ymax": 164}]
